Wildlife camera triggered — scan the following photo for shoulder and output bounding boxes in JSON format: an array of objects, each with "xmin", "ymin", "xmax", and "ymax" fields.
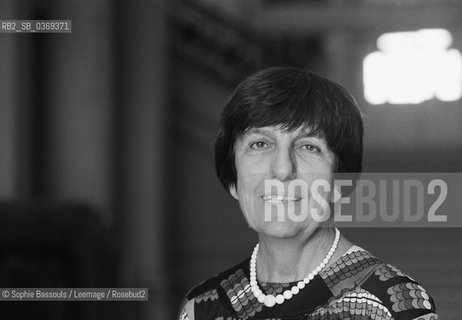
[
  {"xmin": 323, "ymin": 246, "xmax": 438, "ymax": 320},
  {"xmin": 178, "ymin": 257, "xmax": 250, "ymax": 320},
  {"xmin": 185, "ymin": 256, "xmax": 249, "ymax": 300},
  {"xmin": 365, "ymin": 261, "xmax": 438, "ymax": 319}
]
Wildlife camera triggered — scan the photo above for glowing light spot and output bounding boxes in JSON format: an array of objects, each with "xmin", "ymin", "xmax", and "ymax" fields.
[{"xmin": 363, "ymin": 29, "xmax": 462, "ymax": 105}]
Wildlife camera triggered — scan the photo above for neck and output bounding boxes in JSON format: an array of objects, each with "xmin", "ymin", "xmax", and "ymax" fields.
[{"xmin": 255, "ymin": 225, "xmax": 337, "ymax": 283}]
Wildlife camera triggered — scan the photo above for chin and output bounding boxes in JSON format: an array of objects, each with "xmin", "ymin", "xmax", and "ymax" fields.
[{"xmin": 253, "ymin": 220, "xmax": 305, "ymax": 239}]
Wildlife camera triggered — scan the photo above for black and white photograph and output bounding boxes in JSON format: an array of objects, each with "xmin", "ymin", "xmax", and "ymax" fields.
[{"xmin": 0, "ymin": 0, "xmax": 461, "ymax": 319}]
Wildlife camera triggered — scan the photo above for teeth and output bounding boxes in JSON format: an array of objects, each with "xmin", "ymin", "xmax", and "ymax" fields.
[{"xmin": 262, "ymin": 195, "xmax": 300, "ymax": 201}]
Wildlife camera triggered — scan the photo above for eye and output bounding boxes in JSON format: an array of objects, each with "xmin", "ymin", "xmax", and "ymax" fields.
[
  {"xmin": 249, "ymin": 141, "xmax": 270, "ymax": 150},
  {"xmin": 298, "ymin": 144, "xmax": 320, "ymax": 152}
]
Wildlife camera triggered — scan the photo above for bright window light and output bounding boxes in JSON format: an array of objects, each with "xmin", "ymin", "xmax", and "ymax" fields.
[{"xmin": 363, "ymin": 29, "xmax": 462, "ymax": 105}]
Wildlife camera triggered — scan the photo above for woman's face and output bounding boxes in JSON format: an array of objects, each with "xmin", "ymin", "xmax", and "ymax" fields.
[{"xmin": 230, "ymin": 125, "xmax": 336, "ymax": 239}]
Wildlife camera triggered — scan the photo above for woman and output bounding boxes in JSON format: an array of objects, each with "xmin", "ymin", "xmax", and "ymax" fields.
[{"xmin": 179, "ymin": 67, "xmax": 438, "ymax": 319}]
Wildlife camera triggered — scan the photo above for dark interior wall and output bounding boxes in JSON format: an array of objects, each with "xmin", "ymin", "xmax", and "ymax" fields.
[
  {"xmin": 0, "ymin": 0, "xmax": 170, "ymax": 319},
  {"xmin": 0, "ymin": 0, "xmax": 115, "ymax": 209},
  {"xmin": 0, "ymin": 2, "xmax": 19, "ymax": 200},
  {"xmin": 43, "ymin": 0, "xmax": 114, "ymax": 210}
]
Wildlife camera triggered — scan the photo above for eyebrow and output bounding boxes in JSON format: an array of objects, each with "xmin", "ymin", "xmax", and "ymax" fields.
[{"xmin": 244, "ymin": 127, "xmax": 321, "ymax": 139}]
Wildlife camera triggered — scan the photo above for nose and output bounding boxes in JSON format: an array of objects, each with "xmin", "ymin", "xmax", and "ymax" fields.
[{"xmin": 271, "ymin": 147, "xmax": 296, "ymax": 181}]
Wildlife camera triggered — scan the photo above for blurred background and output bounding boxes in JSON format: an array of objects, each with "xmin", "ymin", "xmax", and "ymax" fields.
[{"xmin": 0, "ymin": 0, "xmax": 461, "ymax": 319}]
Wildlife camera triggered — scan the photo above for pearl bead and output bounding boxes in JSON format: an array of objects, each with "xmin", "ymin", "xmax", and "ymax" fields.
[
  {"xmin": 264, "ymin": 295, "xmax": 276, "ymax": 307},
  {"xmin": 297, "ymin": 281, "xmax": 305, "ymax": 289},
  {"xmin": 291, "ymin": 286, "xmax": 299, "ymax": 295},
  {"xmin": 283, "ymin": 290, "xmax": 293, "ymax": 299},
  {"xmin": 275, "ymin": 294, "xmax": 284, "ymax": 304},
  {"xmin": 257, "ymin": 295, "xmax": 265, "ymax": 303}
]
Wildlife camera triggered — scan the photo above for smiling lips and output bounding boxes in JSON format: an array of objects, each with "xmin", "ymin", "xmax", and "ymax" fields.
[{"xmin": 261, "ymin": 194, "xmax": 302, "ymax": 204}]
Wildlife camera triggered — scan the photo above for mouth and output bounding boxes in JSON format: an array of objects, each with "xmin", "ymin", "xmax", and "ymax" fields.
[{"xmin": 260, "ymin": 194, "xmax": 302, "ymax": 204}]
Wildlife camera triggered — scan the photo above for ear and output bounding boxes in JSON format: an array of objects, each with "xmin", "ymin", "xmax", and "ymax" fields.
[{"xmin": 229, "ymin": 184, "xmax": 239, "ymax": 200}]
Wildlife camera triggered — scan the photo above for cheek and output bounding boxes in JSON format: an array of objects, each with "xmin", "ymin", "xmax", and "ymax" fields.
[
  {"xmin": 235, "ymin": 155, "xmax": 268, "ymax": 193},
  {"xmin": 297, "ymin": 154, "xmax": 335, "ymax": 171},
  {"xmin": 237, "ymin": 171, "xmax": 263, "ymax": 195},
  {"xmin": 236, "ymin": 173, "xmax": 265, "ymax": 215}
]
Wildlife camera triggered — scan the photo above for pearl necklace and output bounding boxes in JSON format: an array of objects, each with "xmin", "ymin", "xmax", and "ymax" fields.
[{"xmin": 249, "ymin": 228, "xmax": 340, "ymax": 308}]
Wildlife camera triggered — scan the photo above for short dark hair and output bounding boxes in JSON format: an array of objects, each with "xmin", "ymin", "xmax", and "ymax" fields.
[{"xmin": 215, "ymin": 66, "xmax": 363, "ymax": 192}]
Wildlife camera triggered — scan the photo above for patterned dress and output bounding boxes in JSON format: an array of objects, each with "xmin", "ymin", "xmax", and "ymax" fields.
[{"xmin": 179, "ymin": 246, "xmax": 438, "ymax": 320}]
